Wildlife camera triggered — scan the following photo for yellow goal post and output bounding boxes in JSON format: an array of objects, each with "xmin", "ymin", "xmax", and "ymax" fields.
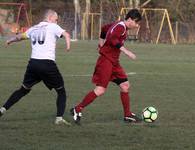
[
  {"xmin": 119, "ymin": 8, "xmax": 176, "ymax": 44},
  {"xmin": 81, "ymin": 12, "xmax": 101, "ymax": 40}
]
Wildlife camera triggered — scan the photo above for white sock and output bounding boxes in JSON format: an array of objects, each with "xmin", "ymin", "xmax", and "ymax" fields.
[
  {"xmin": 56, "ymin": 116, "xmax": 63, "ymax": 121},
  {"xmin": 0, "ymin": 107, "xmax": 6, "ymax": 114}
]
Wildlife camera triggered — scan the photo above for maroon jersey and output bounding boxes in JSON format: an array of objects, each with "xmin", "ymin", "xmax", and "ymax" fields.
[{"xmin": 99, "ymin": 21, "xmax": 127, "ymax": 64}]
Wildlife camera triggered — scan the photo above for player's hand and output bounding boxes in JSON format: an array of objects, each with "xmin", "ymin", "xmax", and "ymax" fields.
[
  {"xmin": 6, "ymin": 40, "xmax": 12, "ymax": 45},
  {"xmin": 120, "ymin": 46, "xmax": 136, "ymax": 60},
  {"xmin": 65, "ymin": 46, "xmax": 70, "ymax": 52},
  {"xmin": 128, "ymin": 52, "xmax": 136, "ymax": 60},
  {"xmin": 97, "ymin": 44, "xmax": 101, "ymax": 51},
  {"xmin": 125, "ymin": 50, "xmax": 136, "ymax": 60}
]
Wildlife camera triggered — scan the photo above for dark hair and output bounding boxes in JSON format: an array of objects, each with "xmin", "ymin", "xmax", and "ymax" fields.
[{"xmin": 125, "ymin": 9, "xmax": 142, "ymax": 22}]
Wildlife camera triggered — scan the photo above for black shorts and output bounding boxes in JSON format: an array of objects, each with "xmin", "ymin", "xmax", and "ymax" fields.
[{"xmin": 22, "ymin": 59, "xmax": 64, "ymax": 90}]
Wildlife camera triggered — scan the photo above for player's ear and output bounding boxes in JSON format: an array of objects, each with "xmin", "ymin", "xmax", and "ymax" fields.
[{"xmin": 48, "ymin": 15, "xmax": 52, "ymax": 22}]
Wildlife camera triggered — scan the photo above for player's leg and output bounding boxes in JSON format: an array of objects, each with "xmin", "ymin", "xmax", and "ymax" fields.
[
  {"xmin": 54, "ymin": 86, "xmax": 71, "ymax": 126},
  {"xmin": 41, "ymin": 60, "xmax": 70, "ymax": 125},
  {"xmin": 113, "ymin": 78, "xmax": 131, "ymax": 116},
  {"xmin": 55, "ymin": 87, "xmax": 66, "ymax": 117},
  {"xmin": 119, "ymin": 80, "xmax": 131, "ymax": 116},
  {"xmin": 54, "ymin": 86, "xmax": 71, "ymax": 125},
  {"xmin": 0, "ymin": 60, "xmax": 40, "ymax": 117},
  {"xmin": 112, "ymin": 64, "xmax": 141, "ymax": 122},
  {"xmin": 0, "ymin": 85, "xmax": 31, "ymax": 117},
  {"xmin": 70, "ymin": 86, "xmax": 106, "ymax": 124},
  {"xmin": 71, "ymin": 56, "xmax": 112, "ymax": 124},
  {"xmin": 76, "ymin": 86, "xmax": 105, "ymax": 112},
  {"xmin": 76, "ymin": 56, "xmax": 111, "ymax": 111},
  {"xmin": 119, "ymin": 81, "xmax": 142, "ymax": 122}
]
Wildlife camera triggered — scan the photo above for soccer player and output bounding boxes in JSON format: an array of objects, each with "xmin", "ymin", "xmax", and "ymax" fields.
[
  {"xmin": 0, "ymin": 9, "xmax": 71, "ymax": 125},
  {"xmin": 71, "ymin": 9, "xmax": 142, "ymax": 124}
]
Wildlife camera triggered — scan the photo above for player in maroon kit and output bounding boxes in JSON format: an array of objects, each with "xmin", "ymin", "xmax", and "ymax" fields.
[{"xmin": 71, "ymin": 9, "xmax": 142, "ymax": 124}]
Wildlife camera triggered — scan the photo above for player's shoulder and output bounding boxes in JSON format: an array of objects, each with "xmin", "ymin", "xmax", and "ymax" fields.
[
  {"xmin": 108, "ymin": 21, "xmax": 126, "ymax": 31},
  {"xmin": 34, "ymin": 22, "xmax": 61, "ymax": 29},
  {"xmin": 110, "ymin": 21, "xmax": 126, "ymax": 33},
  {"xmin": 48, "ymin": 23, "xmax": 61, "ymax": 28},
  {"xmin": 28, "ymin": 22, "xmax": 47, "ymax": 30},
  {"xmin": 103, "ymin": 22, "xmax": 115, "ymax": 28},
  {"xmin": 115, "ymin": 21, "xmax": 126, "ymax": 29}
]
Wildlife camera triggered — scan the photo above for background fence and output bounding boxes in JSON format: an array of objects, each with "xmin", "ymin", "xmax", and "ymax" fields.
[{"xmin": 0, "ymin": 0, "xmax": 195, "ymax": 44}]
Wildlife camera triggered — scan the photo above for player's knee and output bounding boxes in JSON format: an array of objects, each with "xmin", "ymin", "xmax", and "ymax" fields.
[
  {"xmin": 94, "ymin": 86, "xmax": 106, "ymax": 96},
  {"xmin": 20, "ymin": 86, "xmax": 31, "ymax": 95},
  {"xmin": 120, "ymin": 81, "xmax": 130, "ymax": 92},
  {"xmin": 55, "ymin": 87, "xmax": 66, "ymax": 96}
]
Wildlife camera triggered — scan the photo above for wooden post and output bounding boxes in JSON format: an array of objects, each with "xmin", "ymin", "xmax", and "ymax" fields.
[
  {"xmin": 91, "ymin": 14, "xmax": 94, "ymax": 40},
  {"xmin": 175, "ymin": 21, "xmax": 178, "ymax": 43},
  {"xmin": 165, "ymin": 9, "xmax": 176, "ymax": 44},
  {"xmin": 156, "ymin": 10, "xmax": 166, "ymax": 44},
  {"xmin": 16, "ymin": 4, "xmax": 23, "ymax": 25}
]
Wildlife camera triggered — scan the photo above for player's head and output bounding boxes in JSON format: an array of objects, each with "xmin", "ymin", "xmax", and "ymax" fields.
[
  {"xmin": 124, "ymin": 9, "xmax": 142, "ymax": 29},
  {"xmin": 43, "ymin": 9, "xmax": 58, "ymax": 24}
]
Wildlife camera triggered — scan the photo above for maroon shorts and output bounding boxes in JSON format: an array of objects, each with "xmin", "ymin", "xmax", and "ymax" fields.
[{"xmin": 92, "ymin": 56, "xmax": 128, "ymax": 88}]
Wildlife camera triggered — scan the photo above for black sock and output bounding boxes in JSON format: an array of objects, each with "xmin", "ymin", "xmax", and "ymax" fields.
[
  {"xmin": 55, "ymin": 87, "xmax": 66, "ymax": 117},
  {"xmin": 3, "ymin": 86, "xmax": 30, "ymax": 110}
]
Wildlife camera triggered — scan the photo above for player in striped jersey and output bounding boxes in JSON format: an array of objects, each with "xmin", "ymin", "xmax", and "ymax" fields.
[{"xmin": 0, "ymin": 9, "xmax": 71, "ymax": 125}]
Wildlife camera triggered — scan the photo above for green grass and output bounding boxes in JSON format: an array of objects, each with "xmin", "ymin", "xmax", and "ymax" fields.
[{"xmin": 0, "ymin": 39, "xmax": 195, "ymax": 150}]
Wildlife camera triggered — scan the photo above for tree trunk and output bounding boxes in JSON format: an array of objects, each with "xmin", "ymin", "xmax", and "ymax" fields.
[
  {"xmin": 85, "ymin": 0, "xmax": 90, "ymax": 39},
  {"xmin": 74, "ymin": 0, "xmax": 81, "ymax": 39}
]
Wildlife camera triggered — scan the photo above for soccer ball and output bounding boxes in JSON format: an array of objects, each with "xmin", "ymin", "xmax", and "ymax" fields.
[{"xmin": 142, "ymin": 106, "xmax": 158, "ymax": 123}]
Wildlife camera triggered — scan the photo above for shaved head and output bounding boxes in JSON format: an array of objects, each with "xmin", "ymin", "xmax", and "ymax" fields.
[{"xmin": 43, "ymin": 9, "xmax": 58, "ymax": 23}]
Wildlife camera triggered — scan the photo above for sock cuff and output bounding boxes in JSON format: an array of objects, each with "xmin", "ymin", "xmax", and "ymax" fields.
[
  {"xmin": 91, "ymin": 90, "xmax": 98, "ymax": 97},
  {"xmin": 120, "ymin": 91, "xmax": 129, "ymax": 94},
  {"xmin": 0, "ymin": 107, "xmax": 6, "ymax": 113},
  {"xmin": 56, "ymin": 116, "xmax": 63, "ymax": 120}
]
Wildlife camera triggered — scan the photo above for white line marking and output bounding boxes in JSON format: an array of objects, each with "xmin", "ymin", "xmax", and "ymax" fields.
[
  {"xmin": 64, "ymin": 74, "xmax": 92, "ymax": 77},
  {"xmin": 127, "ymin": 72, "xmax": 137, "ymax": 75},
  {"xmin": 64, "ymin": 72, "xmax": 137, "ymax": 77}
]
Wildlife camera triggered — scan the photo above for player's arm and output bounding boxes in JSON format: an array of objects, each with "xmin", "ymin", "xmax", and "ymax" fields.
[
  {"xmin": 98, "ymin": 23, "xmax": 112, "ymax": 49},
  {"xmin": 6, "ymin": 33, "xmax": 28, "ymax": 45},
  {"xmin": 120, "ymin": 46, "xmax": 136, "ymax": 60},
  {"xmin": 98, "ymin": 27, "xmax": 106, "ymax": 48},
  {"xmin": 98, "ymin": 38, "xmax": 104, "ymax": 48},
  {"xmin": 110, "ymin": 25, "xmax": 136, "ymax": 60},
  {"xmin": 61, "ymin": 31, "xmax": 70, "ymax": 51}
]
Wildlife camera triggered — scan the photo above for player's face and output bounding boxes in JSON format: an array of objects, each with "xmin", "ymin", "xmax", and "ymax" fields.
[{"xmin": 126, "ymin": 18, "xmax": 140, "ymax": 29}]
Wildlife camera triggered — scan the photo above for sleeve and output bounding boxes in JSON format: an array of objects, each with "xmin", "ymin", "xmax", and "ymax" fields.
[
  {"xmin": 100, "ymin": 23, "xmax": 113, "ymax": 39},
  {"xmin": 51, "ymin": 24, "xmax": 65, "ymax": 38},
  {"xmin": 109, "ymin": 25, "xmax": 125, "ymax": 48}
]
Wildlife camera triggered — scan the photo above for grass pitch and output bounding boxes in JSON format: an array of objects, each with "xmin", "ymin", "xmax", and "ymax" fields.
[{"xmin": 0, "ymin": 39, "xmax": 195, "ymax": 150}]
